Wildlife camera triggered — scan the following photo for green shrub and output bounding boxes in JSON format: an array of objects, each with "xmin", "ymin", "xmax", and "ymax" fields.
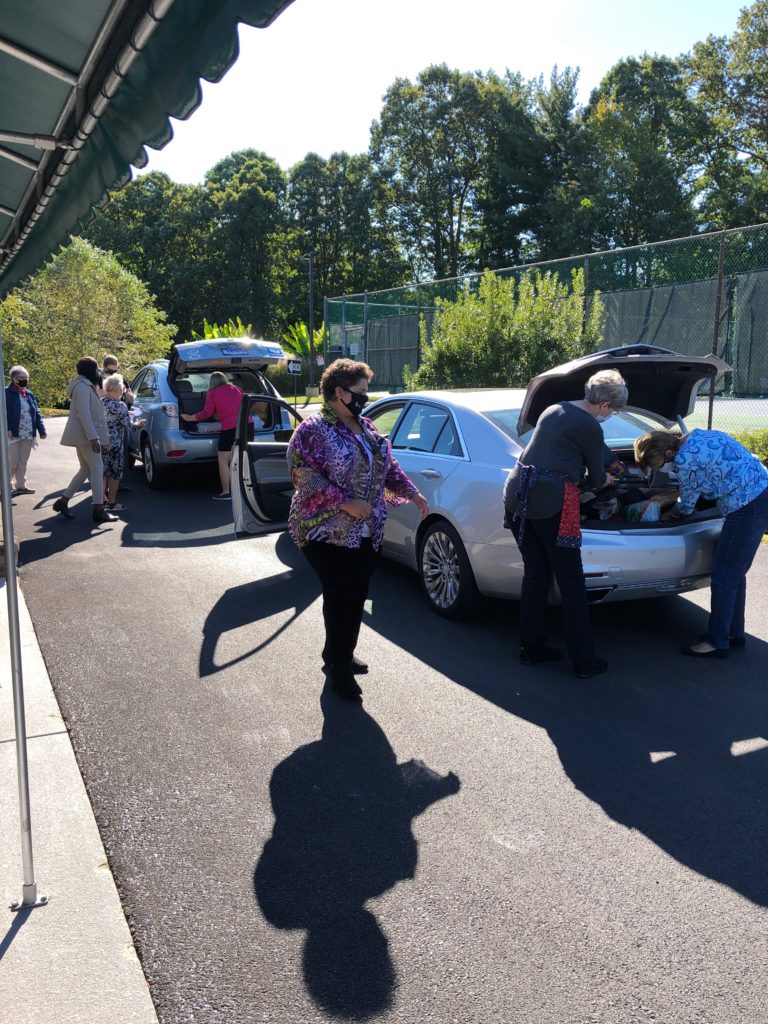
[
  {"xmin": 404, "ymin": 268, "xmax": 605, "ymax": 391},
  {"xmin": 733, "ymin": 427, "xmax": 768, "ymax": 465}
]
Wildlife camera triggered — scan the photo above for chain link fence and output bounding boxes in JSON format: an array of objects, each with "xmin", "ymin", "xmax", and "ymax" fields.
[{"xmin": 324, "ymin": 222, "xmax": 768, "ymax": 435}]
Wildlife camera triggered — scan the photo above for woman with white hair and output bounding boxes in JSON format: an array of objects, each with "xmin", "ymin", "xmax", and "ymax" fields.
[
  {"xmin": 4, "ymin": 365, "xmax": 47, "ymax": 496},
  {"xmin": 101, "ymin": 373, "xmax": 136, "ymax": 512},
  {"xmin": 180, "ymin": 371, "xmax": 243, "ymax": 499},
  {"xmin": 503, "ymin": 368, "xmax": 629, "ymax": 679}
]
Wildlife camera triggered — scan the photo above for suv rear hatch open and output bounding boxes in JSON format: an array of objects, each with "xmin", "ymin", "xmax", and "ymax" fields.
[{"xmin": 168, "ymin": 338, "xmax": 287, "ymax": 434}]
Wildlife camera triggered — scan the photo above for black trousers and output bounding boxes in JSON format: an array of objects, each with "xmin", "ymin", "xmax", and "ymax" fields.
[
  {"xmin": 302, "ymin": 538, "xmax": 379, "ymax": 667},
  {"xmin": 516, "ymin": 513, "xmax": 595, "ymax": 664}
]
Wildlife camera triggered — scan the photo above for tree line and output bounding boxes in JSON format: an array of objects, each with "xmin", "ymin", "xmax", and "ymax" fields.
[
  {"xmin": 79, "ymin": 0, "xmax": 767, "ymax": 342},
  {"xmin": 3, "ymin": 0, "xmax": 765, "ymax": 393}
]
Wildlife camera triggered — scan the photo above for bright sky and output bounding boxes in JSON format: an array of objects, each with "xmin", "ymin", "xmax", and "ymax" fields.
[{"xmin": 137, "ymin": 0, "xmax": 749, "ymax": 184}]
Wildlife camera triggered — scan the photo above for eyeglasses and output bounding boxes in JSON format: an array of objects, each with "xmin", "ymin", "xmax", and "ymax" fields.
[{"xmin": 343, "ymin": 387, "xmax": 369, "ymax": 399}]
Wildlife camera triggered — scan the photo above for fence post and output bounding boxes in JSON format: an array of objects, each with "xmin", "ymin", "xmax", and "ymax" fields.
[
  {"xmin": 323, "ymin": 296, "xmax": 328, "ymax": 365},
  {"xmin": 709, "ymin": 233, "xmax": 726, "ymax": 429},
  {"xmin": 582, "ymin": 255, "xmax": 590, "ymax": 340},
  {"xmin": 362, "ymin": 291, "xmax": 368, "ymax": 362},
  {"xmin": 341, "ymin": 295, "xmax": 347, "ymax": 357}
]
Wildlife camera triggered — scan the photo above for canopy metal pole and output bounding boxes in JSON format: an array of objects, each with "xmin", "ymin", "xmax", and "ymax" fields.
[{"xmin": 0, "ymin": 328, "xmax": 47, "ymax": 911}]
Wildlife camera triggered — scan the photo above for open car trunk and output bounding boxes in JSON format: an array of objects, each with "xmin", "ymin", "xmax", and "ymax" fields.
[
  {"xmin": 175, "ymin": 367, "xmax": 278, "ymax": 437},
  {"xmin": 579, "ymin": 448, "xmax": 720, "ymax": 529}
]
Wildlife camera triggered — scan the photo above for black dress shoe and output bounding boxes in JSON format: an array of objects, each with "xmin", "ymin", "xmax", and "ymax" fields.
[
  {"xmin": 326, "ymin": 666, "xmax": 363, "ymax": 700},
  {"xmin": 351, "ymin": 656, "xmax": 369, "ymax": 674},
  {"xmin": 573, "ymin": 657, "xmax": 608, "ymax": 679},
  {"xmin": 52, "ymin": 497, "xmax": 75, "ymax": 519},
  {"xmin": 520, "ymin": 645, "xmax": 563, "ymax": 665},
  {"xmin": 681, "ymin": 645, "xmax": 728, "ymax": 659},
  {"xmin": 92, "ymin": 507, "xmax": 118, "ymax": 523}
]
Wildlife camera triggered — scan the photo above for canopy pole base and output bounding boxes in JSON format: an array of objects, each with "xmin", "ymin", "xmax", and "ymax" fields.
[{"xmin": 11, "ymin": 885, "xmax": 48, "ymax": 912}]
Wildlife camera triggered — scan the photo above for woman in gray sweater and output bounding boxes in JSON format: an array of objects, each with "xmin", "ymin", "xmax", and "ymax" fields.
[{"xmin": 504, "ymin": 369, "xmax": 628, "ymax": 678}]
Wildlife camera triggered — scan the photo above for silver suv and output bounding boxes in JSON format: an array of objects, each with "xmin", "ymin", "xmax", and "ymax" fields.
[{"xmin": 128, "ymin": 338, "xmax": 288, "ymax": 488}]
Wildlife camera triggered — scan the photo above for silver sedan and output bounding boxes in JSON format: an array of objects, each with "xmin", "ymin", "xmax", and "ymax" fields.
[{"xmin": 232, "ymin": 345, "xmax": 727, "ymax": 619}]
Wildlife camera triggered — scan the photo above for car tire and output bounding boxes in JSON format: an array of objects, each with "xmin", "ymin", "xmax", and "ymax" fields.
[
  {"xmin": 418, "ymin": 520, "xmax": 479, "ymax": 620},
  {"xmin": 141, "ymin": 436, "xmax": 167, "ymax": 490}
]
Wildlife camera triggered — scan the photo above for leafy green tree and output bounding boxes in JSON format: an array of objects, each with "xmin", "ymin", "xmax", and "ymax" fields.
[
  {"xmin": 0, "ymin": 237, "xmax": 175, "ymax": 406},
  {"xmin": 683, "ymin": 0, "xmax": 768, "ymax": 228},
  {"xmin": 283, "ymin": 151, "xmax": 408, "ymax": 323},
  {"xmin": 204, "ymin": 150, "xmax": 287, "ymax": 335},
  {"xmin": 371, "ymin": 65, "xmax": 495, "ymax": 279},
  {"xmin": 405, "ymin": 269, "xmax": 604, "ymax": 390},
  {"xmin": 83, "ymin": 171, "xmax": 216, "ymax": 340},
  {"xmin": 583, "ymin": 55, "xmax": 697, "ymax": 247},
  {"xmin": 472, "ymin": 71, "xmax": 549, "ymax": 269}
]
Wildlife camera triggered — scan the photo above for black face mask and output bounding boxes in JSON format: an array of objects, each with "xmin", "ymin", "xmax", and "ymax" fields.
[{"xmin": 341, "ymin": 390, "xmax": 368, "ymax": 418}]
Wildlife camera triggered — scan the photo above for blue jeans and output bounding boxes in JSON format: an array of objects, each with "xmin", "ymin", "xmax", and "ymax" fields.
[{"xmin": 707, "ymin": 485, "xmax": 768, "ymax": 649}]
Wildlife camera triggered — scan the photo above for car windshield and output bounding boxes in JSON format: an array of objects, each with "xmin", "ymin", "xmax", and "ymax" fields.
[{"xmin": 489, "ymin": 405, "xmax": 674, "ymax": 446}]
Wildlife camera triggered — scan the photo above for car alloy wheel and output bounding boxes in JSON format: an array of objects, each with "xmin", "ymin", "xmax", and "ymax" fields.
[{"xmin": 419, "ymin": 520, "xmax": 479, "ymax": 619}]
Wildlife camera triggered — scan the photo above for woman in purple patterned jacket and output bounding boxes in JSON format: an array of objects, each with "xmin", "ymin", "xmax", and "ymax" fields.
[{"xmin": 288, "ymin": 359, "xmax": 429, "ymax": 699}]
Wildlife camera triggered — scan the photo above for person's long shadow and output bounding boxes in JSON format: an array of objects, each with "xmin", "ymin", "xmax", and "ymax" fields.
[{"xmin": 253, "ymin": 688, "xmax": 460, "ymax": 1019}]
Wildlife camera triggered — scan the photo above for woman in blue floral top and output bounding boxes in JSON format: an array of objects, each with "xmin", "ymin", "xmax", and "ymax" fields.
[
  {"xmin": 635, "ymin": 428, "xmax": 768, "ymax": 658},
  {"xmin": 288, "ymin": 359, "xmax": 429, "ymax": 698},
  {"xmin": 102, "ymin": 374, "xmax": 140, "ymax": 512}
]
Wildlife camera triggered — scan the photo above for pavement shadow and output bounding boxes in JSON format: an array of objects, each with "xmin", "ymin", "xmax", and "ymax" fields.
[
  {"xmin": 0, "ymin": 906, "xmax": 33, "ymax": 962},
  {"xmin": 253, "ymin": 687, "xmax": 460, "ymax": 1019},
  {"xmin": 369, "ymin": 563, "xmax": 768, "ymax": 907},
  {"xmin": 199, "ymin": 534, "xmax": 314, "ymax": 677}
]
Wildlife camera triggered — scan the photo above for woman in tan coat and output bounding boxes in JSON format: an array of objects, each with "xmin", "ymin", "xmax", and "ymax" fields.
[{"xmin": 52, "ymin": 357, "xmax": 118, "ymax": 523}]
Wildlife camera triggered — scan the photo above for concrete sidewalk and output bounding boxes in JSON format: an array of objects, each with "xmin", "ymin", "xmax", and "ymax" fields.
[{"xmin": 0, "ymin": 578, "xmax": 159, "ymax": 1024}]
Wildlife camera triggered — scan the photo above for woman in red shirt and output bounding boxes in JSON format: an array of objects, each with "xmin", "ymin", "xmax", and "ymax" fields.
[{"xmin": 181, "ymin": 371, "xmax": 243, "ymax": 499}]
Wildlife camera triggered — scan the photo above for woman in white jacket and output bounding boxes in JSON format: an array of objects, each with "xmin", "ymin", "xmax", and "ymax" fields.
[{"xmin": 52, "ymin": 357, "xmax": 118, "ymax": 523}]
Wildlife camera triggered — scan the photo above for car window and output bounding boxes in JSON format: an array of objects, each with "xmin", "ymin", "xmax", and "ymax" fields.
[
  {"xmin": 131, "ymin": 370, "xmax": 146, "ymax": 392},
  {"xmin": 137, "ymin": 369, "xmax": 157, "ymax": 399},
  {"xmin": 391, "ymin": 403, "xmax": 451, "ymax": 453},
  {"xmin": 480, "ymin": 408, "xmax": 523, "ymax": 441},
  {"xmin": 366, "ymin": 402, "xmax": 407, "ymax": 438},
  {"xmin": 432, "ymin": 416, "xmax": 464, "ymax": 457}
]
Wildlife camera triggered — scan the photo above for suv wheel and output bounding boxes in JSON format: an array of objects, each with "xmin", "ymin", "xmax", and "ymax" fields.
[
  {"xmin": 418, "ymin": 520, "xmax": 479, "ymax": 619},
  {"xmin": 141, "ymin": 436, "xmax": 167, "ymax": 490}
]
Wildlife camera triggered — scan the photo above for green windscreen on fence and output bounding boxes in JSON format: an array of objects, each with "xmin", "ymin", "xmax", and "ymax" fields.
[{"xmin": 326, "ymin": 223, "xmax": 768, "ymax": 407}]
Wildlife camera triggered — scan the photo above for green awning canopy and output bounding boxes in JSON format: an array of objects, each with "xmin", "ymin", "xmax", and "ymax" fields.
[{"xmin": 0, "ymin": 0, "xmax": 294, "ymax": 297}]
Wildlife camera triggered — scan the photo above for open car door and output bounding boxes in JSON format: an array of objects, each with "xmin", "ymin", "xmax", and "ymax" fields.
[{"xmin": 232, "ymin": 394, "xmax": 305, "ymax": 536}]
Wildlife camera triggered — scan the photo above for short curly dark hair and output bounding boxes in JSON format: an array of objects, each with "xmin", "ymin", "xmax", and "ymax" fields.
[{"xmin": 320, "ymin": 358, "xmax": 373, "ymax": 401}]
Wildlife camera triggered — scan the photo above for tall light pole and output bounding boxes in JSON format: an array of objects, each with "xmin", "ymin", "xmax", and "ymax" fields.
[{"xmin": 301, "ymin": 250, "xmax": 316, "ymax": 389}]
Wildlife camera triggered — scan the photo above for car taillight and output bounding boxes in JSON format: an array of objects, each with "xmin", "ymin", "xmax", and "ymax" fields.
[
  {"xmin": 161, "ymin": 403, "xmax": 178, "ymax": 417},
  {"xmin": 167, "ymin": 450, "xmax": 186, "ymax": 458}
]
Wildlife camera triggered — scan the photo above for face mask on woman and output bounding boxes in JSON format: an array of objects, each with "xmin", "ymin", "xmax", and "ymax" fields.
[{"xmin": 342, "ymin": 390, "xmax": 368, "ymax": 419}]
